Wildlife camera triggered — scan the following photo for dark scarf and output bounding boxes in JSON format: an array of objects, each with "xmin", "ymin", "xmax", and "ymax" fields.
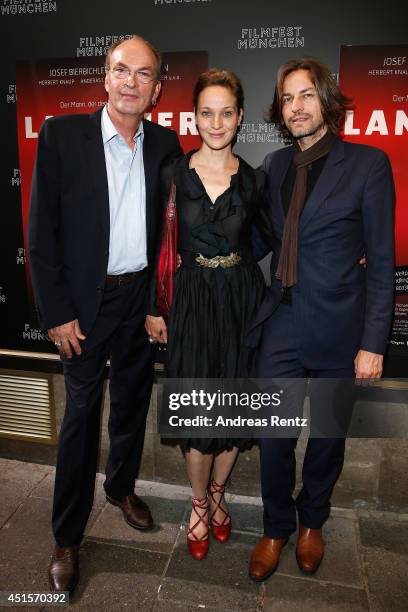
[{"xmin": 275, "ymin": 129, "xmax": 336, "ymax": 287}]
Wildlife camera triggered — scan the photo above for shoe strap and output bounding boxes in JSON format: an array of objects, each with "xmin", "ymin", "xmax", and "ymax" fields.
[
  {"xmin": 187, "ymin": 495, "xmax": 209, "ymax": 542},
  {"xmin": 208, "ymin": 479, "xmax": 230, "ymax": 527}
]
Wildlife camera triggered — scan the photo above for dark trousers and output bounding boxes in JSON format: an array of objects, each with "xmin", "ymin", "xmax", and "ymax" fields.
[
  {"xmin": 52, "ymin": 272, "xmax": 154, "ymax": 547},
  {"xmin": 256, "ymin": 302, "xmax": 355, "ymax": 539}
]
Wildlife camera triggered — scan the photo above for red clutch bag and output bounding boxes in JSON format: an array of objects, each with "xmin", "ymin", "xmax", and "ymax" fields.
[{"xmin": 156, "ymin": 181, "xmax": 178, "ymax": 320}]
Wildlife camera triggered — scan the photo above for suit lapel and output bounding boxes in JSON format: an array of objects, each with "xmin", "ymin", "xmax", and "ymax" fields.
[
  {"xmin": 143, "ymin": 120, "xmax": 157, "ymax": 249},
  {"xmin": 299, "ymin": 137, "xmax": 345, "ymax": 232},
  {"xmin": 84, "ymin": 109, "xmax": 110, "ymax": 244},
  {"xmin": 269, "ymin": 147, "xmax": 292, "ymax": 234}
]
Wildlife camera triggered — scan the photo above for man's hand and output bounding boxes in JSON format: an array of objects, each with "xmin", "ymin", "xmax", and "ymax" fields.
[
  {"xmin": 354, "ymin": 349, "xmax": 383, "ymax": 382},
  {"xmin": 145, "ymin": 315, "xmax": 168, "ymax": 344},
  {"xmin": 48, "ymin": 319, "xmax": 86, "ymax": 358}
]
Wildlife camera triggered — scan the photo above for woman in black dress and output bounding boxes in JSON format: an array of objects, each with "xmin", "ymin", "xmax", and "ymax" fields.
[{"xmin": 146, "ymin": 70, "xmax": 265, "ymax": 560}]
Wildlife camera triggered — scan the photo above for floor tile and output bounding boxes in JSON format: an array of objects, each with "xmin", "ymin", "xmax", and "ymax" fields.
[
  {"xmin": 161, "ymin": 531, "xmax": 261, "ymax": 610},
  {"xmin": 277, "ymin": 515, "xmax": 363, "ymax": 587},
  {"xmin": 264, "ymin": 574, "xmax": 369, "ymax": 611},
  {"xmin": 0, "ymin": 497, "xmax": 53, "ymax": 592},
  {"xmin": 68, "ymin": 539, "xmax": 167, "ymax": 611},
  {"xmin": 88, "ymin": 495, "xmax": 187, "ymax": 553},
  {"xmin": 358, "ymin": 515, "xmax": 408, "ymax": 556},
  {"xmin": 361, "ymin": 547, "xmax": 408, "ymax": 612},
  {"xmin": 378, "ymin": 440, "xmax": 408, "ymax": 512}
]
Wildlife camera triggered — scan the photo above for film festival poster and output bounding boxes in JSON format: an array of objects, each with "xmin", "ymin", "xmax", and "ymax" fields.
[
  {"xmin": 15, "ymin": 50, "xmax": 208, "ymax": 335},
  {"xmin": 340, "ymin": 44, "xmax": 408, "ymax": 369}
]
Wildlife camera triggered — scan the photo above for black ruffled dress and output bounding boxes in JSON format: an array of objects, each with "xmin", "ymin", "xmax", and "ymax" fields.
[{"xmin": 151, "ymin": 151, "xmax": 265, "ymax": 453}]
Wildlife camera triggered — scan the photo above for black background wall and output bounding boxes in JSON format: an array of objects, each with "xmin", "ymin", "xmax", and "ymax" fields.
[{"xmin": 1, "ymin": 0, "xmax": 407, "ymax": 373}]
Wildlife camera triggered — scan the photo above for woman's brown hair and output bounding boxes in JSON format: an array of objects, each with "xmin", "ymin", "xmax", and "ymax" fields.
[{"xmin": 193, "ymin": 69, "xmax": 244, "ymax": 111}]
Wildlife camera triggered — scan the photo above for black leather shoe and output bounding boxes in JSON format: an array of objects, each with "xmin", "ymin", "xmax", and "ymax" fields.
[
  {"xmin": 106, "ymin": 493, "xmax": 154, "ymax": 530},
  {"xmin": 48, "ymin": 545, "xmax": 79, "ymax": 593}
]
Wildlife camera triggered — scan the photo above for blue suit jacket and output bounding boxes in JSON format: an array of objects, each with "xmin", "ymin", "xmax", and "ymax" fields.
[{"xmin": 251, "ymin": 137, "xmax": 395, "ymax": 369}]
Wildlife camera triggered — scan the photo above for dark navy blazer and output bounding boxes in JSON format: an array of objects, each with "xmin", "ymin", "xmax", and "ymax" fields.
[
  {"xmin": 28, "ymin": 109, "xmax": 182, "ymax": 333},
  {"xmin": 251, "ymin": 137, "xmax": 395, "ymax": 369}
]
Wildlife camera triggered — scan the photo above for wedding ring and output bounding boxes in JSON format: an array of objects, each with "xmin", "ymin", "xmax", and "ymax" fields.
[
  {"xmin": 54, "ymin": 340, "xmax": 62, "ymax": 347},
  {"xmin": 148, "ymin": 337, "xmax": 157, "ymax": 344}
]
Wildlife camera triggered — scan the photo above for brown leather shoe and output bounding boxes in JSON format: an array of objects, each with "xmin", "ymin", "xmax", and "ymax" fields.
[
  {"xmin": 106, "ymin": 493, "xmax": 154, "ymax": 530},
  {"xmin": 48, "ymin": 545, "xmax": 79, "ymax": 593},
  {"xmin": 249, "ymin": 536, "xmax": 288, "ymax": 582},
  {"xmin": 296, "ymin": 525, "xmax": 324, "ymax": 573}
]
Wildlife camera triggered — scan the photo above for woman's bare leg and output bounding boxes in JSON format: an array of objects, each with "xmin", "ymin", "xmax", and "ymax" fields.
[
  {"xmin": 210, "ymin": 447, "xmax": 239, "ymax": 524},
  {"xmin": 185, "ymin": 448, "xmax": 213, "ymax": 539}
]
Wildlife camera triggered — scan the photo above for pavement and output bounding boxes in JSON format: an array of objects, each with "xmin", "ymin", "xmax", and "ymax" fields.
[{"xmin": 0, "ymin": 458, "xmax": 407, "ymax": 611}]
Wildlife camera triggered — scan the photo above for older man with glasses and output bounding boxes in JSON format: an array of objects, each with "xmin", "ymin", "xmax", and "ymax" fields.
[{"xmin": 28, "ymin": 35, "xmax": 182, "ymax": 594}]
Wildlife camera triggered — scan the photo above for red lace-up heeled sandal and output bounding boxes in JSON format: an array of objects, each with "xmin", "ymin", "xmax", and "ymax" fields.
[
  {"xmin": 187, "ymin": 495, "xmax": 209, "ymax": 560},
  {"xmin": 208, "ymin": 479, "xmax": 231, "ymax": 543}
]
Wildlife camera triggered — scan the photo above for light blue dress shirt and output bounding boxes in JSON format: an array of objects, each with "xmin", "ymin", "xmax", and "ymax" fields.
[{"xmin": 101, "ymin": 105, "xmax": 147, "ymax": 275}]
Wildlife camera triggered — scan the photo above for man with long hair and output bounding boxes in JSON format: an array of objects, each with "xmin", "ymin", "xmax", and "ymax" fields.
[{"xmin": 249, "ymin": 58, "xmax": 395, "ymax": 580}]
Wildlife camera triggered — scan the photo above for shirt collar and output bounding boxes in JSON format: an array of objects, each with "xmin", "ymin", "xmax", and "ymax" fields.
[{"xmin": 101, "ymin": 104, "xmax": 144, "ymax": 145}]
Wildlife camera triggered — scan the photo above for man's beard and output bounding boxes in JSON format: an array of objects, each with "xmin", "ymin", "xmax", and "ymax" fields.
[{"xmin": 290, "ymin": 119, "xmax": 326, "ymax": 141}]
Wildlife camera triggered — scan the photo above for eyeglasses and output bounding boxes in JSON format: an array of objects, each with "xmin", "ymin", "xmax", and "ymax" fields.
[{"xmin": 110, "ymin": 66, "xmax": 157, "ymax": 84}]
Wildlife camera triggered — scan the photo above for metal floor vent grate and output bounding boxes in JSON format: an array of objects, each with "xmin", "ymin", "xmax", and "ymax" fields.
[{"xmin": 0, "ymin": 373, "xmax": 56, "ymax": 443}]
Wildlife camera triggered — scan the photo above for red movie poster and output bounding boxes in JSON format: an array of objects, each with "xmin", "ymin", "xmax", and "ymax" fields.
[
  {"xmin": 15, "ymin": 51, "xmax": 207, "ymax": 309},
  {"xmin": 340, "ymin": 45, "xmax": 408, "ymax": 361}
]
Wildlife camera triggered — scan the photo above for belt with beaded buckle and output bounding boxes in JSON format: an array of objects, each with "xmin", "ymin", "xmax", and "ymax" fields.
[{"xmin": 195, "ymin": 252, "xmax": 242, "ymax": 268}]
